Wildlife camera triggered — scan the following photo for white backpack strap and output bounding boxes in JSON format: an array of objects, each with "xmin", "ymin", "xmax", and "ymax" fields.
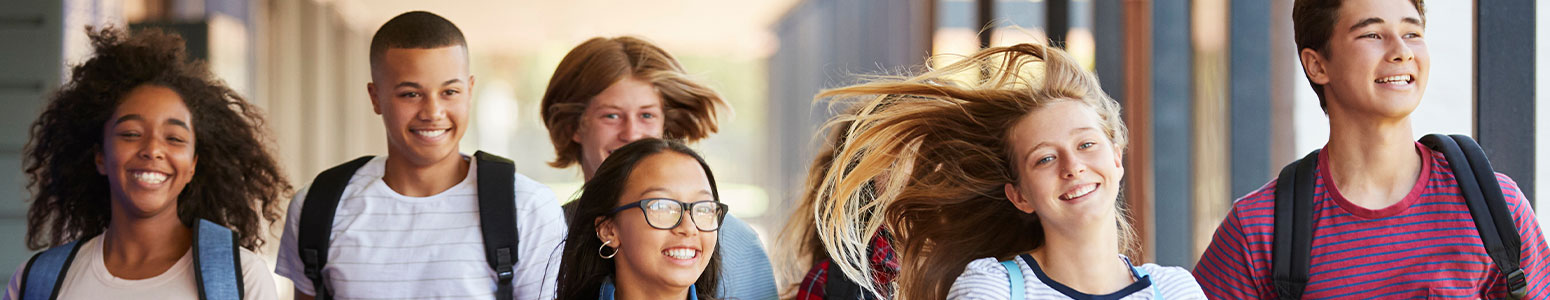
[{"xmin": 999, "ymin": 259, "xmax": 1024, "ymax": 300}]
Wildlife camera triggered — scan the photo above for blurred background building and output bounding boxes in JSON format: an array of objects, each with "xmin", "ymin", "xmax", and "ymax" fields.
[{"xmin": 0, "ymin": 0, "xmax": 1543, "ymax": 297}]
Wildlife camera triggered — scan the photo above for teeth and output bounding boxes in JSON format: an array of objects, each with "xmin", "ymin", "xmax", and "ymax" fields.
[
  {"xmin": 663, "ymin": 248, "xmax": 697, "ymax": 260},
  {"xmin": 413, "ymin": 129, "xmax": 448, "ymax": 138},
  {"xmin": 1376, "ymin": 75, "xmax": 1412, "ymax": 84},
  {"xmin": 132, "ymin": 171, "xmax": 169, "ymax": 184},
  {"xmin": 1061, "ymin": 184, "xmax": 1097, "ymax": 200}
]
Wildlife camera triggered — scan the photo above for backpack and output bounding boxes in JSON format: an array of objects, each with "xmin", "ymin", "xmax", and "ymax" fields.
[
  {"xmin": 19, "ymin": 219, "xmax": 244, "ymax": 300},
  {"xmin": 1270, "ymin": 134, "xmax": 1527, "ymax": 299},
  {"xmin": 297, "ymin": 151, "xmax": 519, "ymax": 300}
]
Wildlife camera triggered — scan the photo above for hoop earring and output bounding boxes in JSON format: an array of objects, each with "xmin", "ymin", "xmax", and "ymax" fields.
[{"xmin": 598, "ymin": 239, "xmax": 617, "ymax": 259}]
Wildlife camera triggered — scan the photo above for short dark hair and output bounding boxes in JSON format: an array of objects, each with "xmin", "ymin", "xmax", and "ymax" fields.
[
  {"xmin": 368, "ymin": 11, "xmax": 468, "ymax": 69},
  {"xmin": 555, "ymin": 138, "xmax": 722, "ymax": 300},
  {"xmin": 1293, "ymin": 0, "xmax": 1425, "ymax": 110}
]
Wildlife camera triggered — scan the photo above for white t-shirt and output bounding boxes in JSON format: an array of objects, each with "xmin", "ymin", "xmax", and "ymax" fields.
[
  {"xmin": 3, "ymin": 235, "xmax": 279, "ymax": 300},
  {"xmin": 947, "ymin": 255, "xmax": 1205, "ymax": 300},
  {"xmin": 274, "ymin": 155, "xmax": 566, "ymax": 300}
]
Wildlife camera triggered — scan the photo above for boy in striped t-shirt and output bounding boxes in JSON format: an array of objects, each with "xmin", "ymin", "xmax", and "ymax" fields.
[
  {"xmin": 274, "ymin": 11, "xmax": 566, "ymax": 300},
  {"xmin": 1193, "ymin": 0, "xmax": 1550, "ymax": 298}
]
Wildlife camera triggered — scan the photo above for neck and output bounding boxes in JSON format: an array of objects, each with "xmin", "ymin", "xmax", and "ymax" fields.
[
  {"xmin": 611, "ymin": 274, "xmax": 692, "ymax": 300},
  {"xmin": 101, "ymin": 203, "xmax": 193, "ymax": 280},
  {"xmin": 1033, "ymin": 218, "xmax": 1132, "ymax": 294},
  {"xmin": 382, "ymin": 153, "xmax": 469, "ymax": 197},
  {"xmin": 1325, "ymin": 110, "xmax": 1421, "ymax": 209}
]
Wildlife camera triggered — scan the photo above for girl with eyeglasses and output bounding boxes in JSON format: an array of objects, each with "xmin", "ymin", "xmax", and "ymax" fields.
[{"xmin": 555, "ymin": 138, "xmax": 727, "ymax": 300}]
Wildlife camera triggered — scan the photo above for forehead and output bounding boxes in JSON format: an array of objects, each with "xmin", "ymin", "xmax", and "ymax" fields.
[
  {"xmin": 372, "ymin": 46, "xmax": 470, "ymax": 80},
  {"xmin": 114, "ymin": 85, "xmax": 192, "ymax": 122},
  {"xmin": 1007, "ymin": 100, "xmax": 1103, "ymax": 152},
  {"xmin": 1334, "ymin": 0, "xmax": 1423, "ymax": 27},
  {"xmin": 619, "ymin": 152, "xmax": 712, "ymax": 203},
  {"xmin": 591, "ymin": 77, "xmax": 662, "ymax": 109}
]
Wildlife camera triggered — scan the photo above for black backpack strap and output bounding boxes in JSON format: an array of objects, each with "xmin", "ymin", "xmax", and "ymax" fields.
[
  {"xmin": 823, "ymin": 261, "xmax": 867, "ymax": 300},
  {"xmin": 20, "ymin": 238, "xmax": 89, "ymax": 300},
  {"xmin": 1420, "ymin": 134, "xmax": 1527, "ymax": 299},
  {"xmin": 1271, "ymin": 150, "xmax": 1320, "ymax": 300},
  {"xmin": 193, "ymin": 219, "xmax": 243, "ymax": 300},
  {"xmin": 298, "ymin": 155, "xmax": 375, "ymax": 300},
  {"xmin": 474, "ymin": 151, "xmax": 519, "ymax": 300}
]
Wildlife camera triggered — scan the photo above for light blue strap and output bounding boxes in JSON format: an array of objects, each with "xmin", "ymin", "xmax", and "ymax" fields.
[
  {"xmin": 1131, "ymin": 265, "xmax": 1161, "ymax": 300},
  {"xmin": 196, "ymin": 219, "xmax": 242, "ymax": 300},
  {"xmin": 22, "ymin": 240, "xmax": 81, "ymax": 300},
  {"xmin": 1000, "ymin": 260, "xmax": 1024, "ymax": 300}
]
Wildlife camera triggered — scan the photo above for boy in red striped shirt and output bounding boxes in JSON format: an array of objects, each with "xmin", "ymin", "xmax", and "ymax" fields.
[{"xmin": 1193, "ymin": 0, "xmax": 1550, "ymax": 298}]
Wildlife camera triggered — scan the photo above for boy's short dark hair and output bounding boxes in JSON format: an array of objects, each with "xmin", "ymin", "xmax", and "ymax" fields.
[
  {"xmin": 1293, "ymin": 0, "xmax": 1425, "ymax": 110},
  {"xmin": 368, "ymin": 11, "xmax": 468, "ymax": 70}
]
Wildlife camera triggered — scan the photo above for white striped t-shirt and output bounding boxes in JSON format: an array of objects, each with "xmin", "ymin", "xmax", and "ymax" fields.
[
  {"xmin": 274, "ymin": 155, "xmax": 566, "ymax": 300},
  {"xmin": 947, "ymin": 255, "xmax": 1205, "ymax": 300}
]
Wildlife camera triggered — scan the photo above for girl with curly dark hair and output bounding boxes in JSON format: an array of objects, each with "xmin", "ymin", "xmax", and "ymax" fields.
[{"xmin": 3, "ymin": 27, "xmax": 289, "ymax": 299}]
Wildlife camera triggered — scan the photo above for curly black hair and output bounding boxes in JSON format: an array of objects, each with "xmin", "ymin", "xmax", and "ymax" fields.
[{"xmin": 23, "ymin": 27, "xmax": 290, "ymax": 250}]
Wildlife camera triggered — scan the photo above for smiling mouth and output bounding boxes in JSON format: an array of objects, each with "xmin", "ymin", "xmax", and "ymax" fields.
[
  {"xmin": 1375, "ymin": 74, "xmax": 1414, "ymax": 85},
  {"xmin": 131, "ymin": 170, "xmax": 170, "ymax": 185},
  {"xmin": 412, "ymin": 128, "xmax": 450, "ymax": 139},
  {"xmin": 663, "ymin": 248, "xmax": 700, "ymax": 260},
  {"xmin": 1059, "ymin": 183, "xmax": 1098, "ymax": 201}
]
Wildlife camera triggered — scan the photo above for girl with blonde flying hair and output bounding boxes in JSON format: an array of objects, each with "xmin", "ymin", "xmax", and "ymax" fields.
[{"xmin": 810, "ymin": 43, "xmax": 1204, "ymax": 299}]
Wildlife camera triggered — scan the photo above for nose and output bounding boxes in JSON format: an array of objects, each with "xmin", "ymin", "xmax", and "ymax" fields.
[
  {"xmin": 1388, "ymin": 37, "xmax": 1415, "ymax": 63},
  {"xmin": 672, "ymin": 211, "xmax": 700, "ymax": 236},
  {"xmin": 619, "ymin": 116, "xmax": 649, "ymax": 142},
  {"xmin": 417, "ymin": 98, "xmax": 444, "ymax": 121},
  {"xmin": 138, "ymin": 138, "xmax": 166, "ymax": 161},
  {"xmin": 1061, "ymin": 154, "xmax": 1085, "ymax": 179}
]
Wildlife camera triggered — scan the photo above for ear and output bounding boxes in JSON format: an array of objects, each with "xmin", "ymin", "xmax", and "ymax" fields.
[
  {"xmin": 595, "ymin": 216, "xmax": 619, "ymax": 246},
  {"xmin": 1112, "ymin": 144, "xmax": 1125, "ymax": 170},
  {"xmin": 367, "ymin": 82, "xmax": 383, "ymax": 115},
  {"xmin": 572, "ymin": 123, "xmax": 585, "ymax": 144},
  {"xmin": 467, "ymin": 75, "xmax": 476, "ymax": 93},
  {"xmin": 95, "ymin": 147, "xmax": 106, "ymax": 175},
  {"xmin": 1299, "ymin": 48, "xmax": 1331, "ymax": 86},
  {"xmin": 1005, "ymin": 182, "xmax": 1036, "ymax": 213}
]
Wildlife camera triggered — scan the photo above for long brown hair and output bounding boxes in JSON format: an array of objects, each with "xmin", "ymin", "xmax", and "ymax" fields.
[
  {"xmin": 540, "ymin": 36, "xmax": 728, "ymax": 169},
  {"xmin": 24, "ymin": 27, "xmax": 289, "ymax": 250},
  {"xmin": 774, "ymin": 114, "xmax": 856, "ymax": 297},
  {"xmin": 811, "ymin": 43, "xmax": 1132, "ymax": 299}
]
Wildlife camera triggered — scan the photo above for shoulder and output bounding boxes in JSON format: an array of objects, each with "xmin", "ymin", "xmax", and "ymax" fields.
[
  {"xmin": 1138, "ymin": 264, "xmax": 1204, "ymax": 294},
  {"xmin": 946, "ymin": 257, "xmax": 1015, "ymax": 300},
  {"xmin": 236, "ymin": 248, "xmax": 279, "ymax": 300}
]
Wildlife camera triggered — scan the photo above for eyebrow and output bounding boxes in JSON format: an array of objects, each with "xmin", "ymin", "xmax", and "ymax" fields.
[
  {"xmin": 113, "ymin": 114, "xmax": 143, "ymax": 125},
  {"xmin": 113, "ymin": 114, "xmax": 191, "ymax": 130},
  {"xmin": 638, "ymin": 186, "xmax": 714, "ymax": 198},
  {"xmin": 598, "ymin": 103, "xmax": 662, "ymax": 110},
  {"xmin": 1348, "ymin": 17, "xmax": 1423, "ymax": 32}
]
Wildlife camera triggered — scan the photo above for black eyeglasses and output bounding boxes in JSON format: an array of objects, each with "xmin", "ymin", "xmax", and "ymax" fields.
[{"xmin": 610, "ymin": 198, "xmax": 728, "ymax": 232}]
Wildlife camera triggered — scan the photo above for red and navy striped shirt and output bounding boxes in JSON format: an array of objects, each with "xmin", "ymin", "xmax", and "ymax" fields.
[{"xmin": 1193, "ymin": 143, "xmax": 1550, "ymax": 299}]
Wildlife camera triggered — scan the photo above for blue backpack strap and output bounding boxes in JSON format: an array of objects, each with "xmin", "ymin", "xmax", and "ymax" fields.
[
  {"xmin": 1130, "ymin": 265, "xmax": 1161, "ymax": 300},
  {"xmin": 999, "ymin": 258, "xmax": 1024, "ymax": 300},
  {"xmin": 20, "ymin": 239, "xmax": 87, "ymax": 300},
  {"xmin": 194, "ymin": 219, "xmax": 243, "ymax": 300}
]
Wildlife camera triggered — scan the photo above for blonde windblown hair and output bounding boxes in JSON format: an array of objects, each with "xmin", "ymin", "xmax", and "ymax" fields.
[{"xmin": 811, "ymin": 43, "xmax": 1133, "ymax": 299}]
